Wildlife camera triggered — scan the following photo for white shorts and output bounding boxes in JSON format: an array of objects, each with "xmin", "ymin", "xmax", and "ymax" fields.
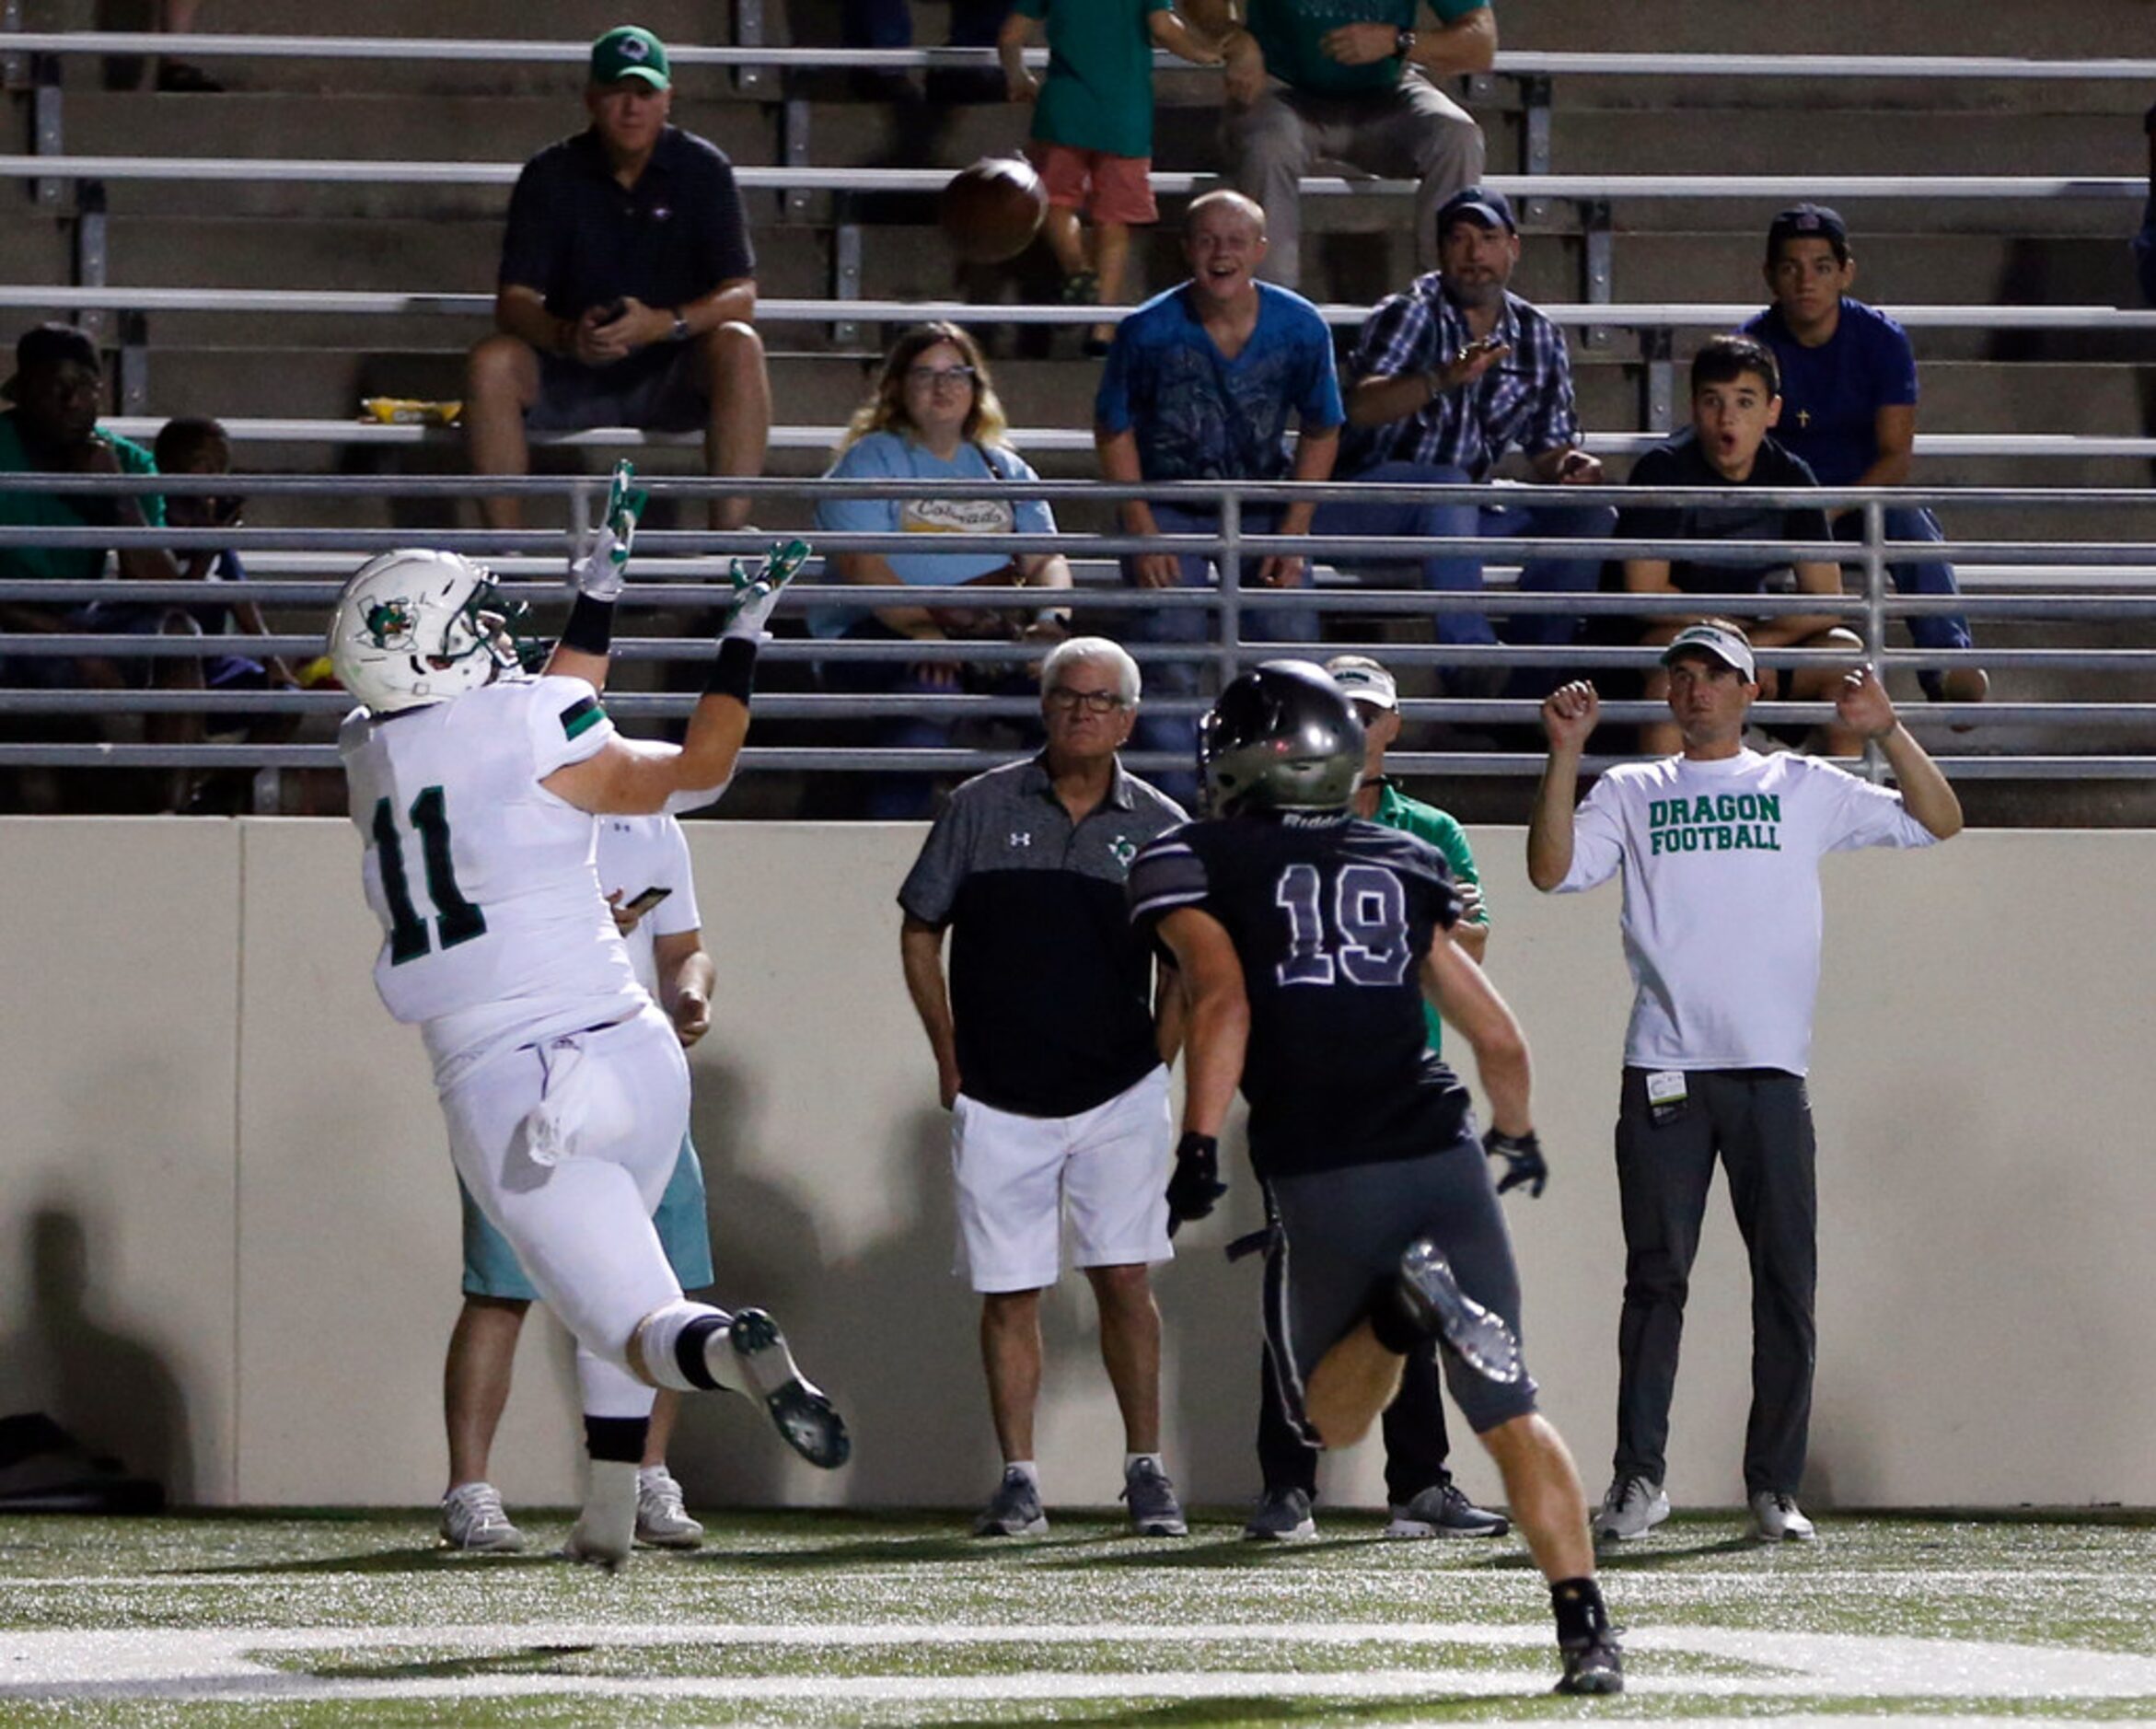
[
  {"xmin": 950, "ymin": 1064, "xmax": 1175, "ymax": 1294},
  {"xmin": 439, "ymin": 1004, "xmax": 690, "ymax": 1410}
]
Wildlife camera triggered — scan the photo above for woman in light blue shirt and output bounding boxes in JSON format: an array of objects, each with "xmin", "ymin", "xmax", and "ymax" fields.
[{"xmin": 815, "ymin": 322, "xmax": 1072, "ymax": 817}]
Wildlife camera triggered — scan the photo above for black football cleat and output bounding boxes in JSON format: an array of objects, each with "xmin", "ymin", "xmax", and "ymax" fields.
[
  {"xmin": 1394, "ymin": 1238, "xmax": 1524, "ymax": 1384},
  {"xmin": 1554, "ymin": 1630, "xmax": 1624, "ymax": 1695},
  {"xmin": 727, "ymin": 1307, "xmax": 852, "ymax": 1469}
]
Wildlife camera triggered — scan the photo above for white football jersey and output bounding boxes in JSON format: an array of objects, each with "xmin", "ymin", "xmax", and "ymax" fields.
[
  {"xmin": 594, "ymin": 813, "xmax": 703, "ymax": 998},
  {"xmin": 341, "ymin": 673, "xmax": 646, "ymax": 1084}
]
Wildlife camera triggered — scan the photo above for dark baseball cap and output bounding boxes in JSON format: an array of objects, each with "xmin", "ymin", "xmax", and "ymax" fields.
[
  {"xmin": 1767, "ymin": 203, "xmax": 1849, "ymax": 260},
  {"xmin": 590, "ymin": 25, "xmax": 670, "ymax": 89},
  {"xmin": 2, "ymin": 322, "xmax": 99, "ymax": 400},
  {"xmin": 1435, "ymin": 185, "xmax": 1517, "ymax": 238}
]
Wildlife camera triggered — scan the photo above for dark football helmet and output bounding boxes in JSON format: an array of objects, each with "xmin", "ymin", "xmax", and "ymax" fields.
[{"xmin": 1199, "ymin": 659, "xmax": 1365, "ymax": 815}]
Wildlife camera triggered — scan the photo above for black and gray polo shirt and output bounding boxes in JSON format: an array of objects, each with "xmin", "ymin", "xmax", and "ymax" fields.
[{"xmin": 899, "ymin": 755, "xmax": 1187, "ymax": 1120}]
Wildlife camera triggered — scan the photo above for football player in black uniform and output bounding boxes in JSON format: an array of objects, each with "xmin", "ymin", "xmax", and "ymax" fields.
[{"xmin": 1128, "ymin": 660, "xmax": 1620, "ymax": 1698}]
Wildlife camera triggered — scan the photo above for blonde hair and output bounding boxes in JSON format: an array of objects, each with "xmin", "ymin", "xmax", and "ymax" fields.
[{"xmin": 837, "ymin": 321, "xmax": 1013, "ymax": 454}]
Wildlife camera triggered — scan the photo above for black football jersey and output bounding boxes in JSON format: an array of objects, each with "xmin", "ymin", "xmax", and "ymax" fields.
[{"xmin": 1128, "ymin": 810, "xmax": 1471, "ymax": 1178}]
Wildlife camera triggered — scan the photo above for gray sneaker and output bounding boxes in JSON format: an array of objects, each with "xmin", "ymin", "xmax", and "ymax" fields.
[
  {"xmin": 1394, "ymin": 1239, "xmax": 1524, "ymax": 1383},
  {"xmin": 1749, "ymin": 1490, "xmax": 1816, "ymax": 1542},
  {"xmin": 438, "ymin": 1481, "xmax": 524, "ymax": 1553},
  {"xmin": 1121, "ymin": 1458, "xmax": 1188, "ymax": 1538},
  {"xmin": 634, "ymin": 1465, "xmax": 705, "ymax": 1549},
  {"xmin": 972, "ymin": 1467, "xmax": 1049, "ymax": 1538},
  {"xmin": 1243, "ymin": 1485, "xmax": 1317, "ymax": 1542},
  {"xmin": 1385, "ymin": 1481, "xmax": 1510, "ymax": 1539},
  {"xmin": 1593, "ymin": 1474, "xmax": 1671, "ymax": 1543}
]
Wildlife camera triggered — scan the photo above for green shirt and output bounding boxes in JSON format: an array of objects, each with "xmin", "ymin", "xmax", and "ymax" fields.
[
  {"xmin": 1373, "ymin": 778, "xmax": 1486, "ymax": 1055},
  {"xmin": 1017, "ymin": 0, "xmax": 1169, "ymax": 160},
  {"xmin": 1246, "ymin": 0, "xmax": 1489, "ymax": 99},
  {"xmin": 0, "ymin": 410, "xmax": 164, "ymax": 587}
]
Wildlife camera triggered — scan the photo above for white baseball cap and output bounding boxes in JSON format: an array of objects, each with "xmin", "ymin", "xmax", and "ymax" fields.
[
  {"xmin": 1660, "ymin": 622, "xmax": 1756, "ymax": 681},
  {"xmin": 1325, "ymin": 656, "xmax": 1398, "ymax": 710}
]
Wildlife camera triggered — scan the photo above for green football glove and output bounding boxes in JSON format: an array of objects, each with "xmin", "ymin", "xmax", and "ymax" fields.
[
  {"xmin": 569, "ymin": 459, "xmax": 649, "ymax": 602},
  {"xmin": 721, "ymin": 538, "xmax": 811, "ymax": 643}
]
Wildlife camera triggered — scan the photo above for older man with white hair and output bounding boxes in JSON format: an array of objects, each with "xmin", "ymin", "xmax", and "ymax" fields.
[{"xmin": 898, "ymin": 637, "xmax": 1192, "ymax": 1541}]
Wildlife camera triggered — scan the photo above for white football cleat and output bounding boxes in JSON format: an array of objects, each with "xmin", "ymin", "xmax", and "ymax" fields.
[{"xmin": 724, "ymin": 1307, "xmax": 851, "ymax": 1468}]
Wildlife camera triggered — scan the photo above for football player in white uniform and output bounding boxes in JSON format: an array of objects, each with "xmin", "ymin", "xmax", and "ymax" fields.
[{"xmin": 330, "ymin": 509, "xmax": 843, "ymax": 1570}]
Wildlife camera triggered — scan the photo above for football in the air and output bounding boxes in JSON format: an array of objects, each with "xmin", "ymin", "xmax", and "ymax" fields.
[{"xmin": 939, "ymin": 157, "xmax": 1048, "ymax": 264}]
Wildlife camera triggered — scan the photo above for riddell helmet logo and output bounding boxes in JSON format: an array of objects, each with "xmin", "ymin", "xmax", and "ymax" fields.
[{"xmin": 365, "ymin": 599, "xmax": 418, "ymax": 649}]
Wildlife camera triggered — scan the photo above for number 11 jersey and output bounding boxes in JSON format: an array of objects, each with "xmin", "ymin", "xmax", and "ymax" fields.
[
  {"xmin": 1129, "ymin": 810, "xmax": 1470, "ymax": 1179},
  {"xmin": 340, "ymin": 674, "xmax": 645, "ymax": 1085}
]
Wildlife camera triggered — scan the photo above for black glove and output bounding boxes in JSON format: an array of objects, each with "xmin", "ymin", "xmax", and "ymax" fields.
[
  {"xmin": 1485, "ymin": 1128, "xmax": 1548, "ymax": 1199},
  {"xmin": 1165, "ymin": 1131, "xmax": 1227, "ymax": 1236}
]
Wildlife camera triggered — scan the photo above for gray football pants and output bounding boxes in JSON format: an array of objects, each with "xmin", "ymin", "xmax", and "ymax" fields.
[
  {"xmin": 1612, "ymin": 1066, "xmax": 1818, "ymax": 1497},
  {"xmin": 1223, "ymin": 71, "xmax": 1484, "ymax": 290}
]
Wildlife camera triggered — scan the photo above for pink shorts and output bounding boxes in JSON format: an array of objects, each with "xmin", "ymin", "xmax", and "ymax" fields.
[{"xmin": 1027, "ymin": 141, "xmax": 1157, "ymax": 227}]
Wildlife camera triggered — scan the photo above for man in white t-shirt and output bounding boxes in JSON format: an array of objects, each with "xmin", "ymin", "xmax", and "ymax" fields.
[{"xmin": 1525, "ymin": 620, "xmax": 1962, "ymax": 1546}]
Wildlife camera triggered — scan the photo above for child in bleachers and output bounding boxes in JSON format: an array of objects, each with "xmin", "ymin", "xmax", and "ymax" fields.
[{"xmin": 998, "ymin": 1, "xmax": 1225, "ymax": 355}]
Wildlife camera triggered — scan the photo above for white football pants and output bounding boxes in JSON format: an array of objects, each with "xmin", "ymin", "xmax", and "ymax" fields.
[{"xmin": 440, "ymin": 1004, "xmax": 691, "ymax": 1419}]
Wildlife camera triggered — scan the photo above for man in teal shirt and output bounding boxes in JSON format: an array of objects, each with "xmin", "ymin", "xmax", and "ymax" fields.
[
  {"xmin": 1244, "ymin": 650, "xmax": 1507, "ymax": 1543},
  {"xmin": 1185, "ymin": 0, "xmax": 1493, "ymax": 290}
]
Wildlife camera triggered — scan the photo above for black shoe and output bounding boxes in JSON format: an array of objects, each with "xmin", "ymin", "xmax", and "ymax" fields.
[
  {"xmin": 1555, "ymin": 1631, "xmax": 1624, "ymax": 1696},
  {"xmin": 1385, "ymin": 1480, "xmax": 1510, "ymax": 1538},
  {"xmin": 1392, "ymin": 1239, "xmax": 1523, "ymax": 1384}
]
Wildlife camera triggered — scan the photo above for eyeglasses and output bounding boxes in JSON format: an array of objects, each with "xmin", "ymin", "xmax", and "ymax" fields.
[
  {"xmin": 906, "ymin": 364, "xmax": 977, "ymax": 388},
  {"xmin": 1044, "ymin": 688, "xmax": 1125, "ymax": 714}
]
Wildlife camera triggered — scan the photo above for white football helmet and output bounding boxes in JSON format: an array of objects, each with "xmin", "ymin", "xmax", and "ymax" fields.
[{"xmin": 328, "ymin": 549, "xmax": 525, "ymax": 714}]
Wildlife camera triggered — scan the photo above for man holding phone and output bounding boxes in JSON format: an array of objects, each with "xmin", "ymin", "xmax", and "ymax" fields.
[
  {"xmin": 1311, "ymin": 187, "xmax": 1613, "ymax": 691},
  {"xmin": 465, "ymin": 26, "xmax": 771, "ymax": 534},
  {"xmin": 437, "ymin": 811, "xmax": 722, "ymax": 1556}
]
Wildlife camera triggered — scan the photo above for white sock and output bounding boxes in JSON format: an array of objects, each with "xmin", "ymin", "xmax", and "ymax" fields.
[
  {"xmin": 1125, "ymin": 1452, "xmax": 1164, "ymax": 1479},
  {"xmin": 1004, "ymin": 1459, "xmax": 1040, "ymax": 1488},
  {"xmin": 571, "ymin": 1457, "xmax": 638, "ymax": 1562}
]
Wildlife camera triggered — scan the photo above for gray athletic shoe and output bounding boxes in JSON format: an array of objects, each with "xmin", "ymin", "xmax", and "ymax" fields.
[
  {"xmin": 1385, "ymin": 1481, "xmax": 1511, "ymax": 1539},
  {"xmin": 1121, "ymin": 1458, "xmax": 1188, "ymax": 1538},
  {"xmin": 972, "ymin": 1467, "xmax": 1049, "ymax": 1538},
  {"xmin": 726, "ymin": 1307, "xmax": 851, "ymax": 1469},
  {"xmin": 438, "ymin": 1481, "xmax": 524, "ymax": 1553},
  {"xmin": 1243, "ymin": 1485, "xmax": 1317, "ymax": 1542},
  {"xmin": 1749, "ymin": 1490, "xmax": 1816, "ymax": 1542},
  {"xmin": 634, "ymin": 1465, "xmax": 705, "ymax": 1549},
  {"xmin": 1593, "ymin": 1473, "xmax": 1671, "ymax": 1543},
  {"xmin": 1394, "ymin": 1239, "xmax": 1524, "ymax": 1383}
]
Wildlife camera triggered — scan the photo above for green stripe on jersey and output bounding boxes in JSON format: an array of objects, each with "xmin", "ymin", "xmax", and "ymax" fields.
[{"xmin": 561, "ymin": 695, "xmax": 605, "ymax": 740}]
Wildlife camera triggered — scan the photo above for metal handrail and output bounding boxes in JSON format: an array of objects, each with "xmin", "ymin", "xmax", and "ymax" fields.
[
  {"xmin": 5, "ymin": 286, "xmax": 2156, "ymax": 333},
  {"xmin": 6, "ymin": 32, "xmax": 2155, "ymax": 82},
  {"xmin": 0, "ymin": 472, "xmax": 2147, "ymax": 787}
]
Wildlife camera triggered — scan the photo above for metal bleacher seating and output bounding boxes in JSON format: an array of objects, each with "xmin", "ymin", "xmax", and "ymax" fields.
[{"xmin": 2, "ymin": 12, "xmax": 2153, "ymax": 820}]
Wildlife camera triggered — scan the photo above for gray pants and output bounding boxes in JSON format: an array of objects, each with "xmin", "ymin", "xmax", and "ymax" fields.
[
  {"xmin": 1612, "ymin": 1066, "xmax": 1818, "ymax": 1497},
  {"xmin": 1222, "ymin": 70, "xmax": 1485, "ymax": 290}
]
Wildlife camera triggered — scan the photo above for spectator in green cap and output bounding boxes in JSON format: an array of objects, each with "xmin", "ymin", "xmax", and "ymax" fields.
[{"xmin": 466, "ymin": 25, "xmax": 771, "ymax": 533}]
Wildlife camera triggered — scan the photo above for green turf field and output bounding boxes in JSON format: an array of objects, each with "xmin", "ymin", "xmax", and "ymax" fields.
[{"xmin": 0, "ymin": 1508, "xmax": 2151, "ymax": 1724}]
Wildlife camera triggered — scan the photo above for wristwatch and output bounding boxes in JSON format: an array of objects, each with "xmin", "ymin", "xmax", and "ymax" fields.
[
  {"xmin": 669, "ymin": 312, "xmax": 691, "ymax": 342},
  {"xmin": 1395, "ymin": 26, "xmax": 1418, "ymax": 59}
]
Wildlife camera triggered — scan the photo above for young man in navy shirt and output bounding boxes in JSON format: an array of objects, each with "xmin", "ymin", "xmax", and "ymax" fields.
[{"xmin": 1740, "ymin": 205, "xmax": 1987, "ymax": 708}]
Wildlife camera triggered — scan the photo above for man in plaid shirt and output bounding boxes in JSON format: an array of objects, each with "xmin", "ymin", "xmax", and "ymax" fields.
[{"xmin": 1310, "ymin": 187, "xmax": 1612, "ymax": 689}]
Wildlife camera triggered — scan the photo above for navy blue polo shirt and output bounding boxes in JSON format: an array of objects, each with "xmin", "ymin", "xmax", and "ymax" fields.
[
  {"xmin": 899, "ymin": 756, "xmax": 1187, "ymax": 1119},
  {"xmin": 498, "ymin": 125, "xmax": 755, "ymax": 338},
  {"xmin": 1740, "ymin": 298, "xmax": 1918, "ymax": 487}
]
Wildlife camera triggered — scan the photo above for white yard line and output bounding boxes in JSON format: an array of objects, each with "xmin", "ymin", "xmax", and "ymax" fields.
[{"xmin": 0, "ymin": 1621, "xmax": 2153, "ymax": 1704}]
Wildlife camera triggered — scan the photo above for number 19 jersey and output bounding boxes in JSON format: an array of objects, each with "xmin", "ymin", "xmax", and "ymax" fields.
[
  {"xmin": 1129, "ymin": 809, "xmax": 1470, "ymax": 1179},
  {"xmin": 340, "ymin": 674, "xmax": 645, "ymax": 1085}
]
